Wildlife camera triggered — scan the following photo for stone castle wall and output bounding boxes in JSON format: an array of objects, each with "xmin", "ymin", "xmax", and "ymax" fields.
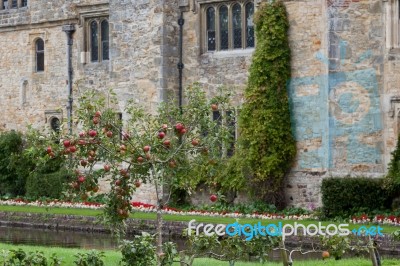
[{"xmin": 0, "ymin": 0, "xmax": 399, "ymax": 207}]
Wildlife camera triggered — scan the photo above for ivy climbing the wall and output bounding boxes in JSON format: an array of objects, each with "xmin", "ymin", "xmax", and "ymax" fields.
[{"xmin": 235, "ymin": 1, "xmax": 296, "ymax": 206}]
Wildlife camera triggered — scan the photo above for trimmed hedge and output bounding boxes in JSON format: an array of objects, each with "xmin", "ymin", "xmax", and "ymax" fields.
[
  {"xmin": 0, "ymin": 131, "xmax": 28, "ymax": 196},
  {"xmin": 26, "ymin": 169, "xmax": 71, "ymax": 199},
  {"xmin": 322, "ymin": 177, "xmax": 392, "ymax": 218}
]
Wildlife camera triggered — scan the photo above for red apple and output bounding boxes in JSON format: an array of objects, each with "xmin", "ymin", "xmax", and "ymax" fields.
[
  {"xmin": 79, "ymin": 131, "xmax": 86, "ymax": 138},
  {"xmin": 80, "ymin": 160, "xmax": 88, "ymax": 167},
  {"xmin": 163, "ymin": 139, "xmax": 171, "ymax": 147},
  {"xmin": 106, "ymin": 131, "xmax": 113, "ymax": 138},
  {"xmin": 145, "ymin": 153, "xmax": 151, "ymax": 160},
  {"xmin": 122, "ymin": 132, "xmax": 130, "ymax": 140},
  {"xmin": 180, "ymin": 128, "xmax": 187, "ymax": 134},
  {"xmin": 322, "ymin": 251, "xmax": 330, "ymax": 259},
  {"xmin": 93, "ymin": 117, "xmax": 100, "ymax": 125},
  {"xmin": 158, "ymin": 131, "xmax": 166, "ymax": 139},
  {"xmin": 169, "ymin": 160, "xmax": 176, "ymax": 168},
  {"xmin": 88, "ymin": 130, "xmax": 97, "ymax": 137},
  {"xmin": 120, "ymin": 144, "xmax": 127, "ymax": 151},
  {"xmin": 46, "ymin": 146, "xmax": 52, "ymax": 154},
  {"xmin": 211, "ymin": 104, "xmax": 218, "ymax": 111},
  {"xmin": 175, "ymin": 123, "xmax": 184, "ymax": 131},
  {"xmin": 68, "ymin": 146, "xmax": 77, "ymax": 153},
  {"xmin": 81, "ymin": 193, "xmax": 88, "ymax": 201},
  {"xmin": 94, "ymin": 111, "xmax": 102, "ymax": 117},
  {"xmin": 161, "ymin": 124, "xmax": 168, "ymax": 131},
  {"xmin": 115, "ymin": 179, "xmax": 122, "ymax": 186},
  {"xmin": 191, "ymin": 139, "xmax": 199, "ymax": 146},
  {"xmin": 137, "ymin": 156, "xmax": 144, "ymax": 163},
  {"xmin": 134, "ymin": 180, "xmax": 141, "ymax": 188},
  {"xmin": 78, "ymin": 176, "xmax": 86, "ymax": 183},
  {"xmin": 210, "ymin": 194, "xmax": 218, "ymax": 202},
  {"xmin": 120, "ymin": 169, "xmax": 129, "ymax": 177},
  {"xmin": 88, "ymin": 150, "xmax": 96, "ymax": 157},
  {"xmin": 88, "ymin": 156, "xmax": 95, "ymax": 163},
  {"xmin": 63, "ymin": 140, "xmax": 71, "ymax": 148},
  {"xmin": 71, "ymin": 181, "xmax": 79, "ymax": 189},
  {"xmin": 78, "ymin": 139, "xmax": 87, "ymax": 146},
  {"xmin": 104, "ymin": 165, "xmax": 111, "ymax": 172},
  {"xmin": 143, "ymin": 146, "xmax": 151, "ymax": 152}
]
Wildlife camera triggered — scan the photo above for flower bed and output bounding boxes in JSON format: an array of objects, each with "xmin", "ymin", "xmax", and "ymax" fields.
[
  {"xmin": 352, "ymin": 213, "xmax": 400, "ymax": 226},
  {"xmin": 3, "ymin": 199, "xmax": 400, "ymax": 226},
  {"xmin": 0, "ymin": 199, "xmax": 312, "ymax": 221}
]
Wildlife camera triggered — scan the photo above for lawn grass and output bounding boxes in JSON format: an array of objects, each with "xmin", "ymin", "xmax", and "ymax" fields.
[
  {"xmin": 0, "ymin": 204, "xmax": 399, "ymax": 234},
  {"xmin": 0, "ymin": 243, "xmax": 399, "ymax": 265}
]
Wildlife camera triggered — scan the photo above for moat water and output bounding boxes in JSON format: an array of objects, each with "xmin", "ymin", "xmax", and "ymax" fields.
[{"xmin": 1, "ymin": 225, "xmax": 400, "ymax": 262}]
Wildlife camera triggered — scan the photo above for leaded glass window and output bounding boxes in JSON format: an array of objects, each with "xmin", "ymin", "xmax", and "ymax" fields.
[
  {"xmin": 245, "ymin": 2, "xmax": 254, "ymax": 48},
  {"xmin": 219, "ymin": 5, "xmax": 229, "ymax": 50},
  {"xmin": 88, "ymin": 18, "xmax": 109, "ymax": 63},
  {"xmin": 22, "ymin": 0, "xmax": 27, "ymax": 7},
  {"xmin": 101, "ymin": 20, "xmax": 109, "ymax": 61},
  {"xmin": 36, "ymin": 38, "xmax": 44, "ymax": 72},
  {"xmin": 203, "ymin": 1, "xmax": 254, "ymax": 52},
  {"xmin": 207, "ymin": 7, "xmax": 216, "ymax": 51},
  {"xmin": 232, "ymin": 4, "xmax": 242, "ymax": 49},
  {"xmin": 11, "ymin": 0, "xmax": 17, "ymax": 8},
  {"xmin": 90, "ymin": 21, "xmax": 99, "ymax": 62}
]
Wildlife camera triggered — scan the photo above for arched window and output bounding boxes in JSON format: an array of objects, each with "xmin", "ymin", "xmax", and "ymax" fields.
[
  {"xmin": 35, "ymin": 38, "xmax": 44, "ymax": 72},
  {"xmin": 50, "ymin": 117, "xmax": 60, "ymax": 133},
  {"xmin": 88, "ymin": 19, "xmax": 109, "ymax": 62},
  {"xmin": 206, "ymin": 7, "xmax": 216, "ymax": 51},
  {"xmin": 101, "ymin": 20, "xmax": 109, "ymax": 61},
  {"xmin": 232, "ymin": 4, "xmax": 242, "ymax": 49},
  {"xmin": 219, "ymin": 5, "xmax": 229, "ymax": 50},
  {"xmin": 245, "ymin": 2, "xmax": 254, "ymax": 48},
  {"xmin": 90, "ymin": 21, "xmax": 99, "ymax": 62}
]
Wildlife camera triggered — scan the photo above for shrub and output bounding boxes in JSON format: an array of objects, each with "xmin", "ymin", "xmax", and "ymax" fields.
[
  {"xmin": 322, "ymin": 177, "xmax": 392, "ymax": 218},
  {"xmin": 74, "ymin": 250, "xmax": 105, "ymax": 266},
  {"xmin": 120, "ymin": 233, "xmax": 156, "ymax": 266},
  {"xmin": 25, "ymin": 168, "xmax": 71, "ymax": 199},
  {"xmin": 0, "ymin": 131, "xmax": 26, "ymax": 196},
  {"xmin": 385, "ymin": 134, "xmax": 400, "ymax": 197},
  {"xmin": 235, "ymin": 0, "xmax": 296, "ymax": 206}
]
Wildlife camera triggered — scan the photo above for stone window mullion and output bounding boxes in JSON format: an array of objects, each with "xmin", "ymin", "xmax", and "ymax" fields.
[
  {"xmin": 0, "ymin": 0, "xmax": 3, "ymax": 10},
  {"xmin": 241, "ymin": 2, "xmax": 246, "ymax": 49},
  {"xmin": 17, "ymin": 0, "xmax": 21, "ymax": 8},
  {"xmin": 98, "ymin": 20, "xmax": 102, "ymax": 61},
  {"xmin": 216, "ymin": 5, "xmax": 221, "ymax": 51},
  {"xmin": 228, "ymin": 4, "xmax": 232, "ymax": 50}
]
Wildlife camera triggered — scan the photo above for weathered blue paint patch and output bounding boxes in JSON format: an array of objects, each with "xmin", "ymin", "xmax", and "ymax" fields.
[{"xmin": 287, "ymin": 66, "xmax": 382, "ymax": 170}]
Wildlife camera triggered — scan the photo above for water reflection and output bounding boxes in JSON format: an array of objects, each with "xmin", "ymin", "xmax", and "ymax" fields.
[{"xmin": 0, "ymin": 226, "xmax": 119, "ymax": 249}]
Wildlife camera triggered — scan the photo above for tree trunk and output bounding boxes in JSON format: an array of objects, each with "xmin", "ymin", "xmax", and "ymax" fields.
[
  {"xmin": 368, "ymin": 246, "xmax": 379, "ymax": 266},
  {"xmin": 279, "ymin": 240, "xmax": 289, "ymax": 266},
  {"xmin": 156, "ymin": 206, "xmax": 163, "ymax": 266}
]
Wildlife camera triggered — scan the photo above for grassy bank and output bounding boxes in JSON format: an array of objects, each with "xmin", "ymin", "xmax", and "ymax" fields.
[
  {"xmin": 0, "ymin": 204, "xmax": 399, "ymax": 234},
  {"xmin": 1, "ymin": 243, "xmax": 400, "ymax": 266}
]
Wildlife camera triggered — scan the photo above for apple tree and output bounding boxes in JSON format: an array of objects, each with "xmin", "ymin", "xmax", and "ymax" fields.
[{"xmin": 33, "ymin": 84, "xmax": 234, "ymax": 264}]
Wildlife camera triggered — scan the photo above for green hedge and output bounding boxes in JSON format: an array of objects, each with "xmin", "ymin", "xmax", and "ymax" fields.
[
  {"xmin": 26, "ymin": 168, "xmax": 71, "ymax": 199},
  {"xmin": 322, "ymin": 177, "xmax": 392, "ymax": 218},
  {"xmin": 0, "ymin": 131, "xmax": 27, "ymax": 196}
]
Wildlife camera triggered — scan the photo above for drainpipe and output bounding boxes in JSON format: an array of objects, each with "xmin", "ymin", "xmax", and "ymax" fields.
[
  {"xmin": 62, "ymin": 24, "xmax": 75, "ymax": 135},
  {"xmin": 177, "ymin": 11, "xmax": 184, "ymax": 114}
]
